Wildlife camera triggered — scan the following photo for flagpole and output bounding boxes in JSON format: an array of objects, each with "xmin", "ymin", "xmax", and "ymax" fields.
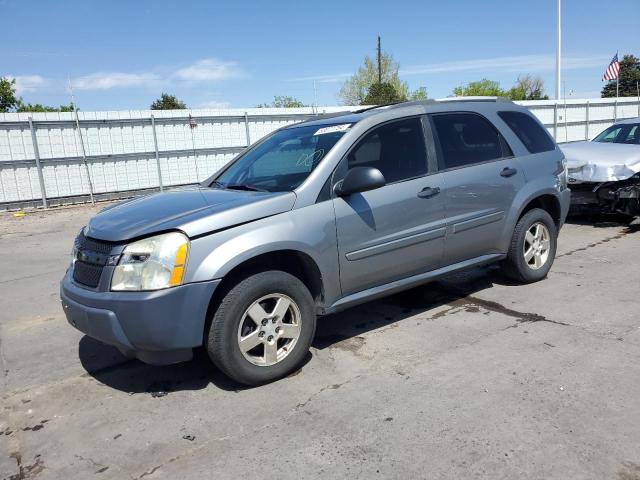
[
  {"xmin": 555, "ymin": 0, "xmax": 561, "ymax": 100},
  {"xmin": 615, "ymin": 76, "xmax": 619, "ymax": 121}
]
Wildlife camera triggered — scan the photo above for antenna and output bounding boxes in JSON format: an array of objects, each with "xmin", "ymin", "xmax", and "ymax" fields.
[
  {"xmin": 313, "ymin": 79, "xmax": 318, "ymax": 115},
  {"xmin": 377, "ymin": 35, "xmax": 382, "ymax": 84}
]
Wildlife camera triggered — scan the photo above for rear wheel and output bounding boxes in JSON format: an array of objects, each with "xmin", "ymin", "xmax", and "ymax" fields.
[
  {"xmin": 206, "ymin": 271, "xmax": 316, "ymax": 386},
  {"xmin": 501, "ymin": 208, "xmax": 557, "ymax": 283}
]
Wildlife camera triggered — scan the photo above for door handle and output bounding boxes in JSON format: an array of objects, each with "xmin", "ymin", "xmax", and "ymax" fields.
[
  {"xmin": 500, "ymin": 167, "xmax": 518, "ymax": 177},
  {"xmin": 417, "ymin": 186, "xmax": 441, "ymax": 199}
]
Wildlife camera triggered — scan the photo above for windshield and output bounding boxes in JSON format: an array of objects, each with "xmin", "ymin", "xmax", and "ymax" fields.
[
  {"xmin": 592, "ymin": 123, "xmax": 640, "ymax": 145},
  {"xmin": 213, "ymin": 124, "xmax": 351, "ymax": 192}
]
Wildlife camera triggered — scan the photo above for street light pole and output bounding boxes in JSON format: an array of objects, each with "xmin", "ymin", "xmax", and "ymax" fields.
[{"xmin": 555, "ymin": 0, "xmax": 562, "ymax": 100}]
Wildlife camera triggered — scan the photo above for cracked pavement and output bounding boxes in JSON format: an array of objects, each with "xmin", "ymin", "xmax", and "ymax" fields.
[{"xmin": 1, "ymin": 204, "xmax": 639, "ymax": 479}]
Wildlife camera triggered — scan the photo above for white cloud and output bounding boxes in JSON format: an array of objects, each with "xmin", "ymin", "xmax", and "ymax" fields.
[
  {"xmin": 400, "ymin": 54, "xmax": 610, "ymax": 76},
  {"xmin": 195, "ymin": 100, "xmax": 231, "ymax": 109},
  {"xmin": 9, "ymin": 75, "xmax": 47, "ymax": 94},
  {"xmin": 175, "ymin": 59, "xmax": 242, "ymax": 82},
  {"xmin": 72, "ymin": 72, "xmax": 159, "ymax": 90}
]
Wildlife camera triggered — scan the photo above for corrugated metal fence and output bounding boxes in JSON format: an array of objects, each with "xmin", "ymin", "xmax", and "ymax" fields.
[{"xmin": 1, "ymin": 98, "xmax": 639, "ymax": 209}]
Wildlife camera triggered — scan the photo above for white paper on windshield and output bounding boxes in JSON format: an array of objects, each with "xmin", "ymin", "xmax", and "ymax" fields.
[{"xmin": 314, "ymin": 124, "xmax": 351, "ymax": 136}]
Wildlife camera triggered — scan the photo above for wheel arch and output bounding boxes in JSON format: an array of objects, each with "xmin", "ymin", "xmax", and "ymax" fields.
[
  {"xmin": 500, "ymin": 184, "xmax": 564, "ymax": 253},
  {"xmin": 202, "ymin": 249, "xmax": 325, "ymax": 345},
  {"xmin": 517, "ymin": 193, "xmax": 562, "ymax": 228}
]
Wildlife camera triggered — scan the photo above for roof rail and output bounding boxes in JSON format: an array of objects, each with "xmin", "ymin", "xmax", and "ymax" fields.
[
  {"xmin": 294, "ymin": 110, "xmax": 354, "ymax": 125},
  {"xmin": 351, "ymin": 97, "xmax": 514, "ymax": 113},
  {"xmin": 351, "ymin": 101, "xmax": 406, "ymax": 114},
  {"xmin": 431, "ymin": 96, "xmax": 513, "ymax": 103}
]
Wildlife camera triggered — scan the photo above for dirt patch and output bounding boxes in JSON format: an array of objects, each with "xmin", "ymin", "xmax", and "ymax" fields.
[
  {"xmin": 619, "ymin": 461, "xmax": 640, "ymax": 480},
  {"xmin": 7, "ymin": 453, "xmax": 45, "ymax": 480}
]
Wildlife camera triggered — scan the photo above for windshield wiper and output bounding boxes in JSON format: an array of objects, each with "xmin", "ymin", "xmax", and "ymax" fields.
[
  {"xmin": 225, "ymin": 183, "xmax": 268, "ymax": 192},
  {"xmin": 209, "ymin": 180, "xmax": 227, "ymax": 189}
]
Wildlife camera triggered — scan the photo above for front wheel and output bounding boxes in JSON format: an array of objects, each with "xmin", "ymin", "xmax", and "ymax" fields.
[
  {"xmin": 206, "ymin": 271, "xmax": 316, "ymax": 386},
  {"xmin": 501, "ymin": 208, "xmax": 558, "ymax": 283}
]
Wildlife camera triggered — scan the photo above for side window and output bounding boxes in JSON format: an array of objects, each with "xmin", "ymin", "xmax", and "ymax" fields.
[
  {"xmin": 498, "ymin": 111, "xmax": 556, "ymax": 153},
  {"xmin": 431, "ymin": 113, "xmax": 506, "ymax": 170},
  {"xmin": 622, "ymin": 125, "xmax": 640, "ymax": 144},
  {"xmin": 347, "ymin": 117, "xmax": 428, "ymax": 183}
]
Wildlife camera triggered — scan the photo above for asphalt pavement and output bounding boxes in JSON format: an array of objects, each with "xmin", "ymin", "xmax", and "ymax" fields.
[{"xmin": 1, "ymin": 204, "xmax": 639, "ymax": 480}]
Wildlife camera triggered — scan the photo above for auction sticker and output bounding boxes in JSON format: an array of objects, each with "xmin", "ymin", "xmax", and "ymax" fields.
[{"xmin": 314, "ymin": 124, "xmax": 352, "ymax": 135}]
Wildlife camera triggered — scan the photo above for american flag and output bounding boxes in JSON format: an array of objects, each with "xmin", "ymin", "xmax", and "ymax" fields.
[
  {"xmin": 188, "ymin": 114, "xmax": 197, "ymax": 129},
  {"xmin": 602, "ymin": 53, "xmax": 620, "ymax": 81}
]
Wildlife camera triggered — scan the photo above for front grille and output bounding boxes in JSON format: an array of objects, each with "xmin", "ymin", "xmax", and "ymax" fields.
[
  {"xmin": 73, "ymin": 261, "xmax": 104, "ymax": 288},
  {"xmin": 75, "ymin": 231, "xmax": 115, "ymax": 254},
  {"xmin": 72, "ymin": 231, "xmax": 116, "ymax": 288}
]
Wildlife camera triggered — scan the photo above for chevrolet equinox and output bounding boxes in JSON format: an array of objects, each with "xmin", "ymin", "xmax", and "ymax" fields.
[{"xmin": 61, "ymin": 99, "xmax": 571, "ymax": 385}]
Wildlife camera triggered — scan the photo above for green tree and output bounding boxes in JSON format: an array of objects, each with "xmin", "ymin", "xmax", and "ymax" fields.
[
  {"xmin": 363, "ymin": 82, "xmax": 405, "ymax": 105},
  {"xmin": 507, "ymin": 75, "xmax": 548, "ymax": 100},
  {"xmin": 150, "ymin": 93, "xmax": 187, "ymax": 110},
  {"xmin": 601, "ymin": 54, "xmax": 640, "ymax": 98},
  {"xmin": 16, "ymin": 101, "xmax": 75, "ymax": 112},
  {"xmin": 257, "ymin": 95, "xmax": 307, "ymax": 108},
  {"xmin": 409, "ymin": 87, "xmax": 428, "ymax": 101},
  {"xmin": 338, "ymin": 51, "xmax": 409, "ymax": 105},
  {"xmin": 0, "ymin": 77, "xmax": 19, "ymax": 113},
  {"xmin": 453, "ymin": 79, "xmax": 506, "ymax": 97}
]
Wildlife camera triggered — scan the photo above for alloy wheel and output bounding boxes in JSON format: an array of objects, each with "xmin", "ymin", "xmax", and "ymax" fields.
[
  {"xmin": 237, "ymin": 294, "xmax": 302, "ymax": 366},
  {"xmin": 523, "ymin": 222, "xmax": 551, "ymax": 270}
]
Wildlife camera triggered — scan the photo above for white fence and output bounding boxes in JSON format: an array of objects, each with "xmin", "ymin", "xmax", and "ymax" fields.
[{"xmin": 1, "ymin": 98, "xmax": 639, "ymax": 209}]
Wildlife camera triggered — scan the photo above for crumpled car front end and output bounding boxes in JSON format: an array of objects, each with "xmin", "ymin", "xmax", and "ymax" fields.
[
  {"xmin": 562, "ymin": 141, "xmax": 640, "ymax": 217},
  {"xmin": 568, "ymin": 174, "xmax": 640, "ymax": 217}
]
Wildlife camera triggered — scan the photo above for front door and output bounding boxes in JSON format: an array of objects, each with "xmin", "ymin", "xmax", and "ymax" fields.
[
  {"xmin": 332, "ymin": 117, "xmax": 447, "ymax": 296},
  {"xmin": 429, "ymin": 112, "xmax": 525, "ymax": 264}
]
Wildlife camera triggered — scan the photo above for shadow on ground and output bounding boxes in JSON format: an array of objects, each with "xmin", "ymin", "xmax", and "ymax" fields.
[
  {"xmin": 566, "ymin": 212, "xmax": 639, "ymax": 229},
  {"xmin": 78, "ymin": 265, "xmax": 507, "ymax": 394},
  {"xmin": 313, "ymin": 264, "xmax": 514, "ymax": 350},
  {"xmin": 79, "ymin": 337, "xmax": 314, "ymax": 394}
]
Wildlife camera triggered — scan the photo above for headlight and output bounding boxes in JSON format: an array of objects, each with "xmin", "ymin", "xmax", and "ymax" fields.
[
  {"xmin": 71, "ymin": 226, "xmax": 86, "ymax": 265},
  {"xmin": 111, "ymin": 232, "xmax": 189, "ymax": 291}
]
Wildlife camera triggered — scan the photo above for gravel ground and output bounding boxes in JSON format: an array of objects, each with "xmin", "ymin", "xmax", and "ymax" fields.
[{"xmin": 1, "ymin": 203, "xmax": 639, "ymax": 480}]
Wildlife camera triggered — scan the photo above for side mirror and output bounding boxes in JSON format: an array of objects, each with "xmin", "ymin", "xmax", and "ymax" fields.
[{"xmin": 334, "ymin": 166, "xmax": 386, "ymax": 197}]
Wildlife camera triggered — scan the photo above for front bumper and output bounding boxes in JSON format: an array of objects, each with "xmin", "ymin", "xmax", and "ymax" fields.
[
  {"xmin": 568, "ymin": 180, "xmax": 640, "ymax": 217},
  {"xmin": 60, "ymin": 268, "xmax": 220, "ymax": 364}
]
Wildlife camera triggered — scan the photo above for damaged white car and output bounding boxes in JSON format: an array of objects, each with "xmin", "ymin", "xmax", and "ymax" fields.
[{"xmin": 562, "ymin": 118, "xmax": 640, "ymax": 217}]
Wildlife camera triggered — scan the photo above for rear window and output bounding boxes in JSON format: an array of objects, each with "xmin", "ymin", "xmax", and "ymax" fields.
[
  {"xmin": 431, "ymin": 112, "xmax": 510, "ymax": 170},
  {"xmin": 498, "ymin": 111, "xmax": 555, "ymax": 154}
]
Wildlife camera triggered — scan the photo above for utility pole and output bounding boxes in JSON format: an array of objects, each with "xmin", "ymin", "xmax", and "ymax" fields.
[
  {"xmin": 377, "ymin": 35, "xmax": 382, "ymax": 84},
  {"xmin": 555, "ymin": 0, "xmax": 561, "ymax": 100}
]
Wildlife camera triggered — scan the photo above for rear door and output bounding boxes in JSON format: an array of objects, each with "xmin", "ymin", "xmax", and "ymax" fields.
[
  {"xmin": 332, "ymin": 117, "xmax": 447, "ymax": 296},
  {"xmin": 429, "ymin": 112, "xmax": 524, "ymax": 264}
]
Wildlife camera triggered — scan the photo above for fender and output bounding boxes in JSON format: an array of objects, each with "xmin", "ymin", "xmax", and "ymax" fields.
[
  {"xmin": 499, "ymin": 178, "xmax": 563, "ymax": 253},
  {"xmin": 185, "ymin": 202, "xmax": 342, "ymax": 307}
]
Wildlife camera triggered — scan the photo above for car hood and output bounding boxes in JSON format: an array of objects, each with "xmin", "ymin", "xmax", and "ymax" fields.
[
  {"xmin": 561, "ymin": 141, "xmax": 640, "ymax": 182},
  {"xmin": 85, "ymin": 186, "xmax": 296, "ymax": 242}
]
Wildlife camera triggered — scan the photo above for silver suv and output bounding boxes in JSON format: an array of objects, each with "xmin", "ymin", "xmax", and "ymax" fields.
[{"xmin": 61, "ymin": 99, "xmax": 571, "ymax": 385}]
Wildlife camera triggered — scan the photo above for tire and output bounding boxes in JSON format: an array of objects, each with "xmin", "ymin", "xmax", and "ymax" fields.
[
  {"xmin": 206, "ymin": 270, "xmax": 316, "ymax": 386},
  {"xmin": 501, "ymin": 208, "xmax": 558, "ymax": 283}
]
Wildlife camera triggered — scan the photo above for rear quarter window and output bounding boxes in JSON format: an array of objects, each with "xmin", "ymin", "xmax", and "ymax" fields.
[{"xmin": 498, "ymin": 111, "xmax": 556, "ymax": 154}]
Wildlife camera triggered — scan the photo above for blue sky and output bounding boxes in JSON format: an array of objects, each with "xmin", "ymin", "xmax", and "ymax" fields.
[{"xmin": 2, "ymin": 0, "xmax": 638, "ymax": 110}]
